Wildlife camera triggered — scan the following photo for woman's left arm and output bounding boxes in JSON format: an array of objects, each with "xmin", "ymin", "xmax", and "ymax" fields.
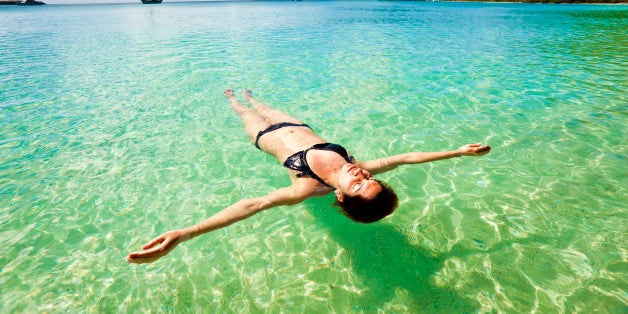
[
  {"xmin": 126, "ymin": 186, "xmax": 309, "ymax": 264},
  {"xmin": 358, "ymin": 143, "xmax": 491, "ymax": 175}
]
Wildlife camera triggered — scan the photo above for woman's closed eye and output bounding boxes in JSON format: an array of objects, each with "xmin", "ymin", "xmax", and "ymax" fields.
[
  {"xmin": 352, "ymin": 183, "xmax": 361, "ymax": 192},
  {"xmin": 352, "ymin": 180, "xmax": 368, "ymax": 192}
]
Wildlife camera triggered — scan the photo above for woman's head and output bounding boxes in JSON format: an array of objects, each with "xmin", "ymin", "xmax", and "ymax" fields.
[
  {"xmin": 333, "ymin": 164, "xmax": 398, "ymax": 223},
  {"xmin": 334, "ymin": 164, "xmax": 381, "ymax": 199},
  {"xmin": 335, "ymin": 179, "xmax": 398, "ymax": 223}
]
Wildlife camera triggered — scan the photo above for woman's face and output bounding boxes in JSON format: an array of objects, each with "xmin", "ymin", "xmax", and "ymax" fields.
[{"xmin": 336, "ymin": 164, "xmax": 382, "ymax": 200}]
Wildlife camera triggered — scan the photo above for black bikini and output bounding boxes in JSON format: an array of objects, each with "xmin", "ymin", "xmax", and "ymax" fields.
[
  {"xmin": 284, "ymin": 143, "xmax": 355, "ymax": 187},
  {"xmin": 255, "ymin": 122, "xmax": 311, "ymax": 149},
  {"xmin": 254, "ymin": 123, "xmax": 355, "ymax": 187}
]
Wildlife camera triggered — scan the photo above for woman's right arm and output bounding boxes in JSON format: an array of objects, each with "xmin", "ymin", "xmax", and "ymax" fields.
[
  {"xmin": 359, "ymin": 143, "xmax": 491, "ymax": 175},
  {"xmin": 126, "ymin": 187, "xmax": 307, "ymax": 264}
]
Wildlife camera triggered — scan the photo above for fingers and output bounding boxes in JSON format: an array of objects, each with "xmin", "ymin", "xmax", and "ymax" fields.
[
  {"xmin": 477, "ymin": 145, "xmax": 491, "ymax": 153},
  {"xmin": 461, "ymin": 143, "xmax": 491, "ymax": 156},
  {"xmin": 142, "ymin": 235, "xmax": 166, "ymax": 250},
  {"xmin": 468, "ymin": 143, "xmax": 489, "ymax": 150},
  {"xmin": 126, "ymin": 241, "xmax": 170, "ymax": 264},
  {"xmin": 127, "ymin": 235, "xmax": 177, "ymax": 264},
  {"xmin": 129, "ymin": 245, "xmax": 164, "ymax": 259},
  {"xmin": 126, "ymin": 236, "xmax": 166, "ymax": 263},
  {"xmin": 472, "ymin": 145, "xmax": 491, "ymax": 156},
  {"xmin": 126, "ymin": 251, "xmax": 161, "ymax": 264}
]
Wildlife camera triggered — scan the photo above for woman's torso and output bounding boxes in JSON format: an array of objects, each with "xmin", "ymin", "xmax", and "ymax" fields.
[
  {"xmin": 256, "ymin": 125, "xmax": 349, "ymax": 193},
  {"xmin": 257, "ymin": 126, "xmax": 327, "ymax": 162}
]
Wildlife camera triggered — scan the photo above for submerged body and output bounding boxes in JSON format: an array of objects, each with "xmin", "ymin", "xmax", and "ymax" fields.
[{"xmin": 126, "ymin": 90, "xmax": 491, "ymax": 264}]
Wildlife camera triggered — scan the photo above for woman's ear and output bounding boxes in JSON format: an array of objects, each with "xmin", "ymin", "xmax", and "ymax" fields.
[{"xmin": 334, "ymin": 190, "xmax": 344, "ymax": 203}]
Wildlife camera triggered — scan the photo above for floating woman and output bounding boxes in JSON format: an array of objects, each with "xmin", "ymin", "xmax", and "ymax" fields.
[{"xmin": 127, "ymin": 89, "xmax": 491, "ymax": 264}]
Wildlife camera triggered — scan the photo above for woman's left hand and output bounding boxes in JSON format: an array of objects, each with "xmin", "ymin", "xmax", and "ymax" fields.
[{"xmin": 126, "ymin": 229, "xmax": 186, "ymax": 264}]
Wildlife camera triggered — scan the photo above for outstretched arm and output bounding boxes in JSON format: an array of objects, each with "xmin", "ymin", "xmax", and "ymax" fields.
[
  {"xmin": 126, "ymin": 187, "xmax": 307, "ymax": 264},
  {"xmin": 359, "ymin": 143, "xmax": 491, "ymax": 175}
]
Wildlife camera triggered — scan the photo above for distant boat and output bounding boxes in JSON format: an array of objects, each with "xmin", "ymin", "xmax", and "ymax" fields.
[{"xmin": 141, "ymin": 0, "xmax": 162, "ymax": 3}]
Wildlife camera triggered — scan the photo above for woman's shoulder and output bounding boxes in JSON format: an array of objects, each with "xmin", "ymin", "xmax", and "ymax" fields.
[{"xmin": 291, "ymin": 177, "xmax": 334, "ymax": 197}]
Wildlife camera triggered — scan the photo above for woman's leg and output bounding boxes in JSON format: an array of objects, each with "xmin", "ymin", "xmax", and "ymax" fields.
[
  {"xmin": 243, "ymin": 90, "xmax": 304, "ymax": 124},
  {"xmin": 224, "ymin": 89, "xmax": 270, "ymax": 143}
]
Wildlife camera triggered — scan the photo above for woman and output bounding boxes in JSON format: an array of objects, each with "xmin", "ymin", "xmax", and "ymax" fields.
[{"xmin": 126, "ymin": 89, "xmax": 491, "ymax": 264}]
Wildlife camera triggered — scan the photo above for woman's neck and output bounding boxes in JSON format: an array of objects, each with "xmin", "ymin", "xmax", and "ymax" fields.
[{"xmin": 306, "ymin": 149, "xmax": 347, "ymax": 188}]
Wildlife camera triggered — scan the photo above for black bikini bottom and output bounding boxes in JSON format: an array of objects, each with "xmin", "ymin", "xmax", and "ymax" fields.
[{"xmin": 255, "ymin": 122, "xmax": 311, "ymax": 149}]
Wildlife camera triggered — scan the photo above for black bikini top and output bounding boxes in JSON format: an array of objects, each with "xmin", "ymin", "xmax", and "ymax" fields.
[{"xmin": 283, "ymin": 143, "xmax": 355, "ymax": 187}]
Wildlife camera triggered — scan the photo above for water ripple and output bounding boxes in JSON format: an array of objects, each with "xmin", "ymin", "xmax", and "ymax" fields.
[{"xmin": 1, "ymin": 2, "xmax": 626, "ymax": 312}]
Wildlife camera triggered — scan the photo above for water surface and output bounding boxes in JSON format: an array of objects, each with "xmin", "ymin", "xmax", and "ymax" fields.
[{"xmin": 1, "ymin": 1, "xmax": 626, "ymax": 312}]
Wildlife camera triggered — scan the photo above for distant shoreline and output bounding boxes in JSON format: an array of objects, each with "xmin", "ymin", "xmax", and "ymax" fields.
[
  {"xmin": 0, "ymin": 0, "xmax": 46, "ymax": 4},
  {"xmin": 2, "ymin": 0, "xmax": 626, "ymax": 5},
  {"xmin": 439, "ymin": 0, "xmax": 626, "ymax": 3}
]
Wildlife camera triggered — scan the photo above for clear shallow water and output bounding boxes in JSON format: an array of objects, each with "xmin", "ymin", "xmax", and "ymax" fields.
[{"xmin": 1, "ymin": 1, "xmax": 626, "ymax": 312}]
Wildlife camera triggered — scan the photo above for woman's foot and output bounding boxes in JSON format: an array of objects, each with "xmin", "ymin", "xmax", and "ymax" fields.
[
  {"xmin": 243, "ymin": 89, "xmax": 254, "ymax": 102},
  {"xmin": 244, "ymin": 89, "xmax": 264, "ymax": 110},
  {"xmin": 224, "ymin": 89, "xmax": 236, "ymax": 99},
  {"xmin": 224, "ymin": 89, "xmax": 246, "ymax": 112}
]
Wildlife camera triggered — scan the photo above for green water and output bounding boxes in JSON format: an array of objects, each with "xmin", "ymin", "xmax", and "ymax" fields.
[{"xmin": 1, "ymin": 1, "xmax": 626, "ymax": 312}]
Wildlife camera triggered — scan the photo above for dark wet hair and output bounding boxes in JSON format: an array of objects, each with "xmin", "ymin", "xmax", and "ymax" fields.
[{"xmin": 335, "ymin": 180, "xmax": 398, "ymax": 223}]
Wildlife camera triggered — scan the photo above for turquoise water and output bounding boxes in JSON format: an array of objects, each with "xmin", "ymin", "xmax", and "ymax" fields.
[{"xmin": 1, "ymin": 1, "xmax": 626, "ymax": 312}]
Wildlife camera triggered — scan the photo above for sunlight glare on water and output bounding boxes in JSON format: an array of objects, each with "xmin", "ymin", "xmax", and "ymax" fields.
[{"xmin": 0, "ymin": 1, "xmax": 626, "ymax": 312}]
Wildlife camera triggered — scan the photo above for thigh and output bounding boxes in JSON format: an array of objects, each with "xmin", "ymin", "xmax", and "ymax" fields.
[
  {"xmin": 238, "ymin": 110, "xmax": 272, "ymax": 143},
  {"xmin": 256, "ymin": 105, "xmax": 304, "ymax": 125}
]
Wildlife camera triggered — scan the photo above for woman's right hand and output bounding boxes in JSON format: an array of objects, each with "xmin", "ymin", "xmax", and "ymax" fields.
[
  {"xmin": 457, "ymin": 143, "xmax": 491, "ymax": 156},
  {"xmin": 126, "ymin": 229, "xmax": 187, "ymax": 264}
]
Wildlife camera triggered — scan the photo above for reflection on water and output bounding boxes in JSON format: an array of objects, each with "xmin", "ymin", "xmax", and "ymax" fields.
[{"xmin": 1, "ymin": 1, "xmax": 626, "ymax": 312}]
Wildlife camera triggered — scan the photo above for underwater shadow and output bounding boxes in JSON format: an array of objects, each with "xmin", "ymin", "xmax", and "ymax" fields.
[{"xmin": 307, "ymin": 198, "xmax": 479, "ymax": 312}]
